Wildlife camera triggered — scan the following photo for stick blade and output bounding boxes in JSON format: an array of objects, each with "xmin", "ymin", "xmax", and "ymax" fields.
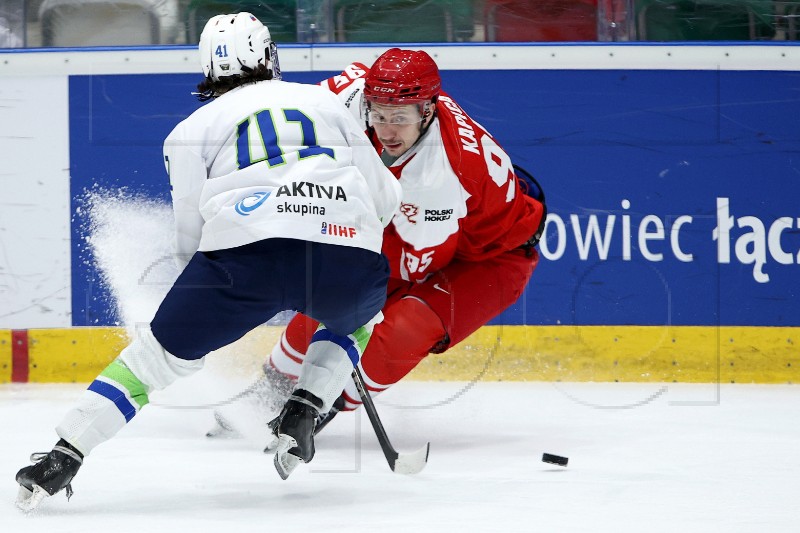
[{"xmin": 390, "ymin": 442, "xmax": 430, "ymax": 475}]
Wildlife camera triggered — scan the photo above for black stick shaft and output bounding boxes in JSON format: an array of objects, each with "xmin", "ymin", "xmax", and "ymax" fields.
[{"xmin": 351, "ymin": 366, "xmax": 399, "ymax": 467}]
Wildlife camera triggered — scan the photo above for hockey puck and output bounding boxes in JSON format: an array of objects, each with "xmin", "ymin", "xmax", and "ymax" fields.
[{"xmin": 542, "ymin": 453, "xmax": 568, "ymax": 467}]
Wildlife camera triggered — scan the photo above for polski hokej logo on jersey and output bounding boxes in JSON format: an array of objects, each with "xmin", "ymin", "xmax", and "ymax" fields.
[
  {"xmin": 235, "ymin": 191, "xmax": 271, "ymax": 216},
  {"xmin": 425, "ymin": 208, "xmax": 453, "ymax": 222}
]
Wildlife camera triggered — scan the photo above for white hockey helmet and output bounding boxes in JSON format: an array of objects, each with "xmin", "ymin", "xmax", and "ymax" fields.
[{"xmin": 199, "ymin": 12, "xmax": 281, "ymax": 81}]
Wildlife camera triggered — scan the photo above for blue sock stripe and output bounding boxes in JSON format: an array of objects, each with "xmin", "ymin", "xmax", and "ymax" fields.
[
  {"xmin": 88, "ymin": 380, "xmax": 137, "ymax": 422},
  {"xmin": 311, "ymin": 329, "xmax": 360, "ymax": 366}
]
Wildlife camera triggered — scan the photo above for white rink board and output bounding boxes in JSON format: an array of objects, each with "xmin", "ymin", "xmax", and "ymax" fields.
[
  {"xmin": 1, "ymin": 43, "xmax": 798, "ymax": 328},
  {"xmin": 2, "ymin": 44, "xmax": 799, "ymax": 76},
  {"xmin": 0, "ymin": 76, "xmax": 71, "ymax": 328}
]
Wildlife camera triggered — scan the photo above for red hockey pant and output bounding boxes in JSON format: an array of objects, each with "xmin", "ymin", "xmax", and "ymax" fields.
[{"xmin": 269, "ymin": 248, "xmax": 538, "ymax": 408}]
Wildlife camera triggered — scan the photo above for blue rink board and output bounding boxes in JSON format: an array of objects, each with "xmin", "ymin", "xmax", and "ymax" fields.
[{"xmin": 68, "ymin": 69, "xmax": 800, "ymax": 328}]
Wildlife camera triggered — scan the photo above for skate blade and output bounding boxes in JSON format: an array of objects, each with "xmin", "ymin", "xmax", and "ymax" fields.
[
  {"xmin": 16, "ymin": 484, "xmax": 48, "ymax": 512},
  {"xmin": 263, "ymin": 434, "xmax": 280, "ymax": 454},
  {"xmin": 273, "ymin": 435, "xmax": 302, "ymax": 480}
]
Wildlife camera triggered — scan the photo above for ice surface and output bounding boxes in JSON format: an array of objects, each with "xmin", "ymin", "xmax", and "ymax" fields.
[{"xmin": 3, "ymin": 379, "xmax": 800, "ymax": 532}]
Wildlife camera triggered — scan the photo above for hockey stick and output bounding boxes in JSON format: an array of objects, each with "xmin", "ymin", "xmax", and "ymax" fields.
[{"xmin": 351, "ymin": 366, "xmax": 430, "ymax": 474}]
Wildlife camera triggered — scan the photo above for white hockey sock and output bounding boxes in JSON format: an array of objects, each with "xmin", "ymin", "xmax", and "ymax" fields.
[
  {"xmin": 56, "ymin": 328, "xmax": 204, "ymax": 456},
  {"xmin": 296, "ymin": 314, "xmax": 382, "ymax": 413}
]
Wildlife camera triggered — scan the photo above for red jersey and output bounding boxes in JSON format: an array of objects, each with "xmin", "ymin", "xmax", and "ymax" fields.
[{"xmin": 322, "ymin": 63, "xmax": 545, "ymax": 282}]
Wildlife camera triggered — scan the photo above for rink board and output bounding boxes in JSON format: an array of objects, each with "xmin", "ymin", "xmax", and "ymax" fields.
[
  {"xmin": 0, "ymin": 330, "xmax": 11, "ymax": 384},
  {"xmin": 1, "ymin": 44, "xmax": 799, "ymax": 383},
  {"xmin": 1, "ymin": 325, "xmax": 798, "ymax": 384},
  {"xmin": 65, "ymin": 61, "xmax": 800, "ymax": 330}
]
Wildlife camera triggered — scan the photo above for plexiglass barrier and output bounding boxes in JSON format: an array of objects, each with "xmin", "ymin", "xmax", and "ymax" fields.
[{"xmin": 1, "ymin": 0, "xmax": 798, "ymax": 48}]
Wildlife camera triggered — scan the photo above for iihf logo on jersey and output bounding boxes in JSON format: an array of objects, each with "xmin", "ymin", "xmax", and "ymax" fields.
[
  {"xmin": 235, "ymin": 191, "xmax": 271, "ymax": 216},
  {"xmin": 321, "ymin": 222, "xmax": 356, "ymax": 238}
]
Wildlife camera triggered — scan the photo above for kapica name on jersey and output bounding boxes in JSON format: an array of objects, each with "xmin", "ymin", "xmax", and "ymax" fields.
[{"xmin": 275, "ymin": 181, "xmax": 348, "ymax": 201}]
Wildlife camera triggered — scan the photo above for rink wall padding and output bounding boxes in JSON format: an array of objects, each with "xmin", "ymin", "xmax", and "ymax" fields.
[
  {"xmin": 0, "ymin": 330, "xmax": 11, "ymax": 384},
  {"xmin": 1, "ymin": 326, "xmax": 797, "ymax": 385},
  {"xmin": 4, "ymin": 328, "xmax": 128, "ymax": 384},
  {"xmin": 10, "ymin": 330, "xmax": 29, "ymax": 382},
  {"xmin": 63, "ymin": 57, "xmax": 800, "ymax": 331},
  {"xmin": 1, "ymin": 45, "xmax": 799, "ymax": 384}
]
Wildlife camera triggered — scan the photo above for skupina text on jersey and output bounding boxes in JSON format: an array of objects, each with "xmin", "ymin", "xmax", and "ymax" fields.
[
  {"xmin": 322, "ymin": 63, "xmax": 545, "ymax": 283},
  {"xmin": 164, "ymin": 80, "xmax": 401, "ymax": 264}
]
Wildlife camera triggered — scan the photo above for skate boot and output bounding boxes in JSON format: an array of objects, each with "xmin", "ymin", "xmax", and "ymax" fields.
[
  {"xmin": 263, "ymin": 394, "xmax": 345, "ymax": 454},
  {"xmin": 272, "ymin": 389, "xmax": 323, "ymax": 480},
  {"xmin": 16, "ymin": 439, "xmax": 84, "ymax": 512},
  {"xmin": 205, "ymin": 410, "xmax": 242, "ymax": 439}
]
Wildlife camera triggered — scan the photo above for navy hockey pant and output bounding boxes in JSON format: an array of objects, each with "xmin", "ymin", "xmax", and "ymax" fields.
[{"xmin": 150, "ymin": 238, "xmax": 389, "ymax": 360}]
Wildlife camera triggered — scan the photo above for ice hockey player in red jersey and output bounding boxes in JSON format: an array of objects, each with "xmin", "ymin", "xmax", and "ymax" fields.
[{"xmin": 209, "ymin": 47, "xmax": 547, "ymax": 439}]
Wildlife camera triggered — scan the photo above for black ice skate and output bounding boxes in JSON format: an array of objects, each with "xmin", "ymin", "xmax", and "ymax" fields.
[
  {"xmin": 263, "ymin": 394, "xmax": 345, "ymax": 454},
  {"xmin": 16, "ymin": 439, "xmax": 84, "ymax": 512},
  {"xmin": 272, "ymin": 389, "xmax": 323, "ymax": 480}
]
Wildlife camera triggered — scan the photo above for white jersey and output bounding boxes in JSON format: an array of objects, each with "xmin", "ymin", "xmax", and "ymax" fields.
[{"xmin": 163, "ymin": 80, "xmax": 401, "ymax": 264}]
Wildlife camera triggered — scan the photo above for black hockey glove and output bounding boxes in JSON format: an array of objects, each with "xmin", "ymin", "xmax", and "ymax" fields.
[{"xmin": 514, "ymin": 164, "xmax": 547, "ymax": 252}]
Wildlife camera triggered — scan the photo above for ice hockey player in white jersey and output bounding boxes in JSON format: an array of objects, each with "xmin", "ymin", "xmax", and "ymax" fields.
[
  {"xmin": 14, "ymin": 12, "xmax": 400, "ymax": 511},
  {"xmin": 207, "ymin": 48, "xmax": 547, "ymax": 443}
]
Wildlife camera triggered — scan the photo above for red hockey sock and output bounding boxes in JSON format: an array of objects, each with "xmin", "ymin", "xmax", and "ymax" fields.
[{"xmin": 268, "ymin": 313, "xmax": 319, "ymax": 378}]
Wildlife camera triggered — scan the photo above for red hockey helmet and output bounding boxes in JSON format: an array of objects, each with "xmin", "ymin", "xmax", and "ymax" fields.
[{"xmin": 364, "ymin": 48, "xmax": 441, "ymax": 105}]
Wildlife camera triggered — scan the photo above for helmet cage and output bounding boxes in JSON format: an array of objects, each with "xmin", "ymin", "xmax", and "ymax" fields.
[
  {"xmin": 362, "ymin": 99, "xmax": 434, "ymax": 128},
  {"xmin": 268, "ymin": 40, "xmax": 281, "ymax": 80}
]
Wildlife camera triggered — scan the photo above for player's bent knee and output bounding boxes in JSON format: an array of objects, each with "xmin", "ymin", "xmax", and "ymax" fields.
[
  {"xmin": 360, "ymin": 297, "xmax": 446, "ymax": 386},
  {"xmin": 120, "ymin": 329, "xmax": 204, "ymax": 391}
]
